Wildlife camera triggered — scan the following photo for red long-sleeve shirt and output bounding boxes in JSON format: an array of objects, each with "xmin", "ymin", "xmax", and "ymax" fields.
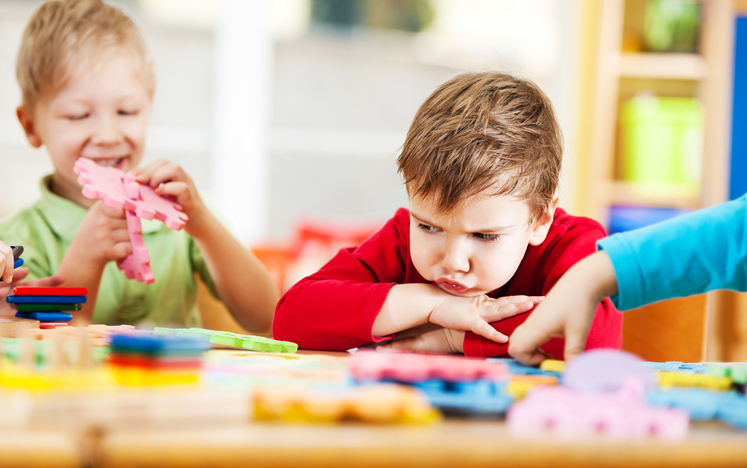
[{"xmin": 274, "ymin": 207, "xmax": 622, "ymax": 358}]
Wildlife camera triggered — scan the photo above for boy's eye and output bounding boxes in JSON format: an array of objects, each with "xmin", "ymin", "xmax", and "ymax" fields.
[
  {"xmin": 66, "ymin": 113, "xmax": 89, "ymax": 120},
  {"xmin": 473, "ymin": 232, "xmax": 499, "ymax": 242},
  {"xmin": 119, "ymin": 109, "xmax": 138, "ymax": 116},
  {"xmin": 417, "ymin": 223, "xmax": 440, "ymax": 234}
]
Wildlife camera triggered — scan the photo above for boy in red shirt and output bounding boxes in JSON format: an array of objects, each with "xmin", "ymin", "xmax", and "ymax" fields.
[{"xmin": 274, "ymin": 72, "xmax": 622, "ymax": 358}]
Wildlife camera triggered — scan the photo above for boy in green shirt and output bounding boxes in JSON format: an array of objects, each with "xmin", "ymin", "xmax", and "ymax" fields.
[{"xmin": 3, "ymin": 0, "xmax": 278, "ymax": 329}]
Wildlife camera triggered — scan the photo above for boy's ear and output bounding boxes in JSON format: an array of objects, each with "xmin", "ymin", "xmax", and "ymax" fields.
[
  {"xmin": 528, "ymin": 197, "xmax": 559, "ymax": 246},
  {"xmin": 16, "ymin": 106, "xmax": 42, "ymax": 148}
]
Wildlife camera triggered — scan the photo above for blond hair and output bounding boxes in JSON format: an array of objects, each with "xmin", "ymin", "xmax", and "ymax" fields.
[
  {"xmin": 397, "ymin": 72, "xmax": 562, "ymax": 223},
  {"xmin": 16, "ymin": 0, "xmax": 155, "ymax": 112}
]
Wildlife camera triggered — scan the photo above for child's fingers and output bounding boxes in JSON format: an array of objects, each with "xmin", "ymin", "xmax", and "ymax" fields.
[
  {"xmin": 471, "ymin": 320, "xmax": 508, "ymax": 343},
  {"xmin": 147, "ymin": 161, "xmax": 185, "ymax": 188},
  {"xmin": 483, "ymin": 300, "xmax": 534, "ymax": 322},
  {"xmin": 155, "ymin": 181, "xmax": 190, "ymax": 198},
  {"xmin": 129, "ymin": 158, "xmax": 168, "ymax": 183},
  {"xmin": 508, "ymin": 324, "xmax": 551, "ymax": 365},
  {"xmin": 112, "ymin": 241, "xmax": 133, "ymax": 260},
  {"xmin": 24, "ymin": 274, "xmax": 64, "ymax": 288},
  {"xmin": 0, "ymin": 243, "xmax": 13, "ymax": 283},
  {"xmin": 10, "ymin": 268, "xmax": 31, "ymax": 283},
  {"xmin": 98, "ymin": 203, "xmax": 127, "ymax": 220}
]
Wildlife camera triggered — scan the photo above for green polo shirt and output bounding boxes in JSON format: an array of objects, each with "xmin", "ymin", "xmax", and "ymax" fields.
[{"xmin": 0, "ymin": 175, "xmax": 219, "ymax": 327}]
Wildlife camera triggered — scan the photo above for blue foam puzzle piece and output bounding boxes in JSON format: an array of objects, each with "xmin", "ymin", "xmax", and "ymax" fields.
[
  {"xmin": 13, "ymin": 258, "xmax": 23, "ymax": 269},
  {"xmin": 15, "ymin": 311, "xmax": 73, "ymax": 322},
  {"xmin": 716, "ymin": 392, "xmax": 747, "ymax": 429},
  {"xmin": 412, "ymin": 379, "xmax": 514, "ymax": 414},
  {"xmin": 646, "ymin": 388, "xmax": 724, "ymax": 420},
  {"xmin": 6, "ymin": 295, "xmax": 87, "ymax": 304},
  {"xmin": 110, "ymin": 334, "xmax": 210, "ymax": 355},
  {"xmin": 643, "ymin": 361, "xmax": 707, "ymax": 374}
]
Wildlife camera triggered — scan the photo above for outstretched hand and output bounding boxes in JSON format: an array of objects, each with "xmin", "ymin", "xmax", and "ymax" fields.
[
  {"xmin": 0, "ymin": 268, "xmax": 65, "ymax": 318},
  {"xmin": 508, "ymin": 251, "xmax": 618, "ymax": 365}
]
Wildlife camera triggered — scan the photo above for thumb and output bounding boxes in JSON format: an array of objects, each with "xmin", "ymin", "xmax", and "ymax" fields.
[{"xmin": 563, "ymin": 328, "xmax": 589, "ymax": 362}]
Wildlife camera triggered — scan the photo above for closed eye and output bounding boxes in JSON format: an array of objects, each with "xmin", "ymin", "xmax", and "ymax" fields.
[
  {"xmin": 417, "ymin": 223, "xmax": 440, "ymax": 234},
  {"xmin": 66, "ymin": 113, "xmax": 89, "ymax": 120},
  {"xmin": 473, "ymin": 232, "xmax": 499, "ymax": 242},
  {"xmin": 119, "ymin": 109, "xmax": 139, "ymax": 116}
]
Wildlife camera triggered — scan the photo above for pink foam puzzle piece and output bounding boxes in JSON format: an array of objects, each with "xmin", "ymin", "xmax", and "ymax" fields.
[
  {"xmin": 74, "ymin": 158, "xmax": 188, "ymax": 230},
  {"xmin": 507, "ymin": 380, "xmax": 689, "ymax": 441},
  {"xmin": 136, "ymin": 183, "xmax": 188, "ymax": 230},
  {"xmin": 118, "ymin": 210, "xmax": 155, "ymax": 284},
  {"xmin": 74, "ymin": 158, "xmax": 137, "ymax": 212},
  {"xmin": 563, "ymin": 349, "xmax": 658, "ymax": 393},
  {"xmin": 349, "ymin": 350, "xmax": 508, "ymax": 383}
]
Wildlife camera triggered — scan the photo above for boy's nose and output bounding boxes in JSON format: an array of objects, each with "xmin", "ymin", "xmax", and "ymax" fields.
[
  {"xmin": 441, "ymin": 238, "xmax": 470, "ymax": 273},
  {"xmin": 91, "ymin": 116, "xmax": 124, "ymax": 145}
]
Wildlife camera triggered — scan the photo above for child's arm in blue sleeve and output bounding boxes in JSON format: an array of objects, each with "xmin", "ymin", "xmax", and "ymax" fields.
[{"xmin": 598, "ymin": 195, "xmax": 747, "ymax": 311}]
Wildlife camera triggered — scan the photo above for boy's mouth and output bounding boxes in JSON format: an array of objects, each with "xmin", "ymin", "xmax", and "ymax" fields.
[
  {"xmin": 89, "ymin": 157, "xmax": 126, "ymax": 169},
  {"xmin": 436, "ymin": 279, "xmax": 468, "ymax": 293}
]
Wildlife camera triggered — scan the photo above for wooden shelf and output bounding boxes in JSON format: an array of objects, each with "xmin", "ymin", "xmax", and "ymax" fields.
[
  {"xmin": 608, "ymin": 181, "xmax": 701, "ymax": 208},
  {"xmin": 618, "ymin": 52, "xmax": 707, "ymax": 79}
]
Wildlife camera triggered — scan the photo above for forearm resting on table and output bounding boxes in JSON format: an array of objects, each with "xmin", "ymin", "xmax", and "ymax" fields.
[{"xmin": 372, "ymin": 283, "xmax": 443, "ymax": 337}]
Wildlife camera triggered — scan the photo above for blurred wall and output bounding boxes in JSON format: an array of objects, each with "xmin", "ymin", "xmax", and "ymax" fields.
[{"xmin": 0, "ymin": 0, "xmax": 581, "ymax": 245}]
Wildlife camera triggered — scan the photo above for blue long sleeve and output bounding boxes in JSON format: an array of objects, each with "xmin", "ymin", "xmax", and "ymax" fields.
[{"xmin": 597, "ymin": 195, "xmax": 747, "ymax": 311}]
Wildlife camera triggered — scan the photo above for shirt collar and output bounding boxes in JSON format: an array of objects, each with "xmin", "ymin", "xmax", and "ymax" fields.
[{"xmin": 36, "ymin": 174, "xmax": 163, "ymax": 242}]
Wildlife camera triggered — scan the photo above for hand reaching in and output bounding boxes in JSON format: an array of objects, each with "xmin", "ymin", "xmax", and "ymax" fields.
[{"xmin": 0, "ymin": 268, "xmax": 64, "ymax": 318}]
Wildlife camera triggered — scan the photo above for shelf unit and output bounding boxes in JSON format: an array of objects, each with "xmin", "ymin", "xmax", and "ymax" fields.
[{"xmin": 577, "ymin": 0, "xmax": 735, "ymax": 361}]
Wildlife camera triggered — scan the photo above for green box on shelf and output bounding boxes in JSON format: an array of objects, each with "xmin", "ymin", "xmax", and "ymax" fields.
[{"xmin": 620, "ymin": 95, "xmax": 703, "ymax": 187}]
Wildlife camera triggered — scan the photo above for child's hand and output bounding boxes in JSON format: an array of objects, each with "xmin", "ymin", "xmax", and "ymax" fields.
[
  {"xmin": 69, "ymin": 201, "xmax": 131, "ymax": 267},
  {"xmin": 129, "ymin": 159, "xmax": 207, "ymax": 235},
  {"xmin": 509, "ymin": 251, "xmax": 618, "ymax": 365},
  {"xmin": 0, "ymin": 268, "xmax": 64, "ymax": 318},
  {"xmin": 0, "ymin": 242, "xmax": 14, "ymax": 283},
  {"xmin": 378, "ymin": 325, "xmax": 465, "ymax": 354},
  {"xmin": 429, "ymin": 294, "xmax": 542, "ymax": 344}
]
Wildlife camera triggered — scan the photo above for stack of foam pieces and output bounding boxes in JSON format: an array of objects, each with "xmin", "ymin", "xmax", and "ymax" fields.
[
  {"xmin": 7, "ymin": 287, "xmax": 87, "ymax": 329},
  {"xmin": 154, "ymin": 327, "xmax": 298, "ymax": 353},
  {"xmin": 107, "ymin": 333, "xmax": 211, "ymax": 385}
]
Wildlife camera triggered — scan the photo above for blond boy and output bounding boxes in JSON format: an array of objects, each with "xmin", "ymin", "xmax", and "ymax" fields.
[
  {"xmin": 274, "ymin": 72, "xmax": 623, "ymax": 358},
  {"xmin": 3, "ymin": 0, "xmax": 277, "ymax": 329}
]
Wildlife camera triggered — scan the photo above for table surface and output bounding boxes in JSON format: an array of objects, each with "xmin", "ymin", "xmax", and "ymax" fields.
[
  {"xmin": 7, "ymin": 350, "xmax": 747, "ymax": 468},
  {"xmin": 94, "ymin": 420, "xmax": 747, "ymax": 468}
]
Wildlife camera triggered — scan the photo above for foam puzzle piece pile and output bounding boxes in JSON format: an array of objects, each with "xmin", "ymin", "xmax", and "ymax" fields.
[
  {"xmin": 108, "ymin": 333, "xmax": 210, "ymax": 386},
  {"xmin": 350, "ymin": 350, "xmax": 513, "ymax": 415},
  {"xmin": 74, "ymin": 158, "xmax": 188, "ymax": 284},
  {"xmin": 7, "ymin": 287, "xmax": 87, "ymax": 329},
  {"xmin": 154, "ymin": 327, "xmax": 298, "ymax": 353}
]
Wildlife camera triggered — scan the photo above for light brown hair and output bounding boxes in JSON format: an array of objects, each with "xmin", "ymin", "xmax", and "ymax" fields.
[
  {"xmin": 16, "ymin": 0, "xmax": 155, "ymax": 112},
  {"xmin": 397, "ymin": 72, "xmax": 562, "ymax": 223}
]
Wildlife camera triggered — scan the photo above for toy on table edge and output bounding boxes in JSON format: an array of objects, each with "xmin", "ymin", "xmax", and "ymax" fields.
[
  {"xmin": 7, "ymin": 286, "xmax": 88, "ymax": 329},
  {"xmin": 73, "ymin": 158, "xmax": 188, "ymax": 284}
]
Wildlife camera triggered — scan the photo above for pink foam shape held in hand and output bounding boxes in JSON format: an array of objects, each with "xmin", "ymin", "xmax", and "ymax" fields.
[
  {"xmin": 74, "ymin": 158, "xmax": 186, "ymax": 284},
  {"xmin": 118, "ymin": 210, "xmax": 154, "ymax": 284}
]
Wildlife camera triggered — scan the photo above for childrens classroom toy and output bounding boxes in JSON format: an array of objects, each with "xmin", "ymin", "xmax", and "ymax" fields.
[
  {"xmin": 154, "ymin": 327, "xmax": 298, "ymax": 353},
  {"xmin": 350, "ymin": 351, "xmax": 513, "ymax": 415},
  {"xmin": 73, "ymin": 158, "xmax": 189, "ymax": 284},
  {"xmin": 108, "ymin": 333, "xmax": 210, "ymax": 386},
  {"xmin": 253, "ymin": 384, "xmax": 440, "ymax": 424},
  {"xmin": 11, "ymin": 245, "xmax": 23, "ymax": 269},
  {"xmin": 6, "ymin": 287, "xmax": 87, "ymax": 329}
]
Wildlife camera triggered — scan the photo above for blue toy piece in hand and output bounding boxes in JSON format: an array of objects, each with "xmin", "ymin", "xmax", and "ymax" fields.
[{"xmin": 11, "ymin": 245, "xmax": 23, "ymax": 268}]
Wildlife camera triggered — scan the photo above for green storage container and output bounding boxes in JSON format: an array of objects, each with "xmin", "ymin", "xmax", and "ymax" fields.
[{"xmin": 620, "ymin": 95, "xmax": 703, "ymax": 186}]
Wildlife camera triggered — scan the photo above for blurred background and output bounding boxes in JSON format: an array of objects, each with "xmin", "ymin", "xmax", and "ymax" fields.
[{"xmin": 0, "ymin": 0, "xmax": 745, "ymax": 361}]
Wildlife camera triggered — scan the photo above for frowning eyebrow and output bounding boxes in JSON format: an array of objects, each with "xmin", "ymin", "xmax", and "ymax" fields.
[{"xmin": 410, "ymin": 211, "xmax": 513, "ymax": 233}]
